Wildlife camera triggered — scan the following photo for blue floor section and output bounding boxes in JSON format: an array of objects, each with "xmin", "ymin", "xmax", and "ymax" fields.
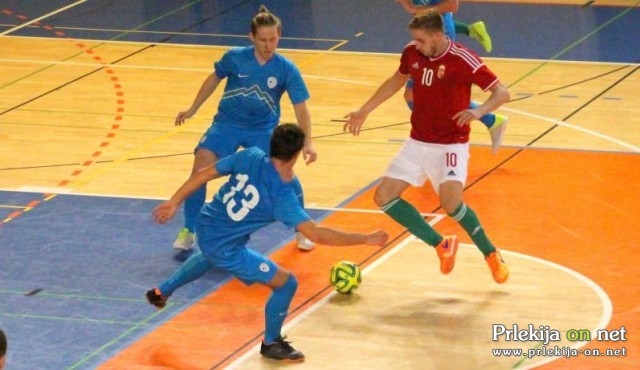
[
  {"xmin": 0, "ymin": 0, "xmax": 638, "ymax": 62},
  {"xmin": 0, "ymin": 191, "xmax": 326, "ymax": 369},
  {"xmin": 1, "ymin": 0, "xmax": 639, "ymax": 368}
]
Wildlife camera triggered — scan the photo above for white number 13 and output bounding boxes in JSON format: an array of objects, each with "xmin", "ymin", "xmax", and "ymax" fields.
[{"xmin": 222, "ymin": 173, "xmax": 260, "ymax": 221}]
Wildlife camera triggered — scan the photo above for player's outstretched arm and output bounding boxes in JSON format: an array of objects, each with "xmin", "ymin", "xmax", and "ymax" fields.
[
  {"xmin": 297, "ymin": 220, "xmax": 389, "ymax": 247},
  {"xmin": 175, "ymin": 72, "xmax": 222, "ymax": 126},
  {"xmin": 344, "ymin": 71, "xmax": 408, "ymax": 136},
  {"xmin": 152, "ymin": 164, "xmax": 222, "ymax": 224},
  {"xmin": 292, "ymin": 101, "xmax": 317, "ymax": 165},
  {"xmin": 453, "ymin": 81, "xmax": 510, "ymax": 127}
]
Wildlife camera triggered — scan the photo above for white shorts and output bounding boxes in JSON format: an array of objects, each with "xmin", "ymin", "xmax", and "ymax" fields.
[{"xmin": 384, "ymin": 138, "xmax": 469, "ymax": 194}]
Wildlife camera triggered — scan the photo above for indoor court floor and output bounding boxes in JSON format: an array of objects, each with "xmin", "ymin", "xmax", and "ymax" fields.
[{"xmin": 1, "ymin": 1, "xmax": 639, "ymax": 369}]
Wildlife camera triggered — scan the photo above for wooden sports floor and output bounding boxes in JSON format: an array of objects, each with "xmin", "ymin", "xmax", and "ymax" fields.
[{"xmin": 1, "ymin": 1, "xmax": 639, "ymax": 369}]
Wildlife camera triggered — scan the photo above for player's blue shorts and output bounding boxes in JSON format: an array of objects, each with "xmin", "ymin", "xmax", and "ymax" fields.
[
  {"xmin": 196, "ymin": 223, "xmax": 278, "ymax": 285},
  {"xmin": 196, "ymin": 122, "xmax": 274, "ymax": 158}
]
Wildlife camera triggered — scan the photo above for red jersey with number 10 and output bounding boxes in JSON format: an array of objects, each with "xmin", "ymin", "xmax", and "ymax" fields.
[{"xmin": 399, "ymin": 40, "xmax": 499, "ymax": 144}]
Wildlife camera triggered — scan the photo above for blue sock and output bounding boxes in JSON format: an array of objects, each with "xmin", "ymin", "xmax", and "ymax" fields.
[
  {"xmin": 159, "ymin": 252, "xmax": 212, "ymax": 297},
  {"xmin": 471, "ymin": 101, "xmax": 496, "ymax": 129},
  {"xmin": 290, "ymin": 177, "xmax": 305, "ymax": 208},
  {"xmin": 264, "ymin": 274, "xmax": 298, "ymax": 343},
  {"xmin": 183, "ymin": 185, "xmax": 206, "ymax": 232}
]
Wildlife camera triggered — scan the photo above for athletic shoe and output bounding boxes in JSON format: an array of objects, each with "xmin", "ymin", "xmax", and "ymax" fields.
[
  {"xmin": 173, "ymin": 228, "xmax": 195, "ymax": 250},
  {"xmin": 296, "ymin": 232, "xmax": 315, "ymax": 251},
  {"xmin": 469, "ymin": 21, "xmax": 492, "ymax": 53},
  {"xmin": 146, "ymin": 288, "xmax": 168, "ymax": 309},
  {"xmin": 485, "ymin": 251, "xmax": 509, "ymax": 284},
  {"xmin": 260, "ymin": 336, "xmax": 305, "ymax": 362},
  {"xmin": 489, "ymin": 115, "xmax": 508, "ymax": 155},
  {"xmin": 435, "ymin": 235, "xmax": 459, "ymax": 274}
]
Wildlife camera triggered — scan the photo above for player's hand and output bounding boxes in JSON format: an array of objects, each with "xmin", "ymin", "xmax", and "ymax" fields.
[
  {"xmin": 452, "ymin": 109, "xmax": 481, "ymax": 127},
  {"xmin": 365, "ymin": 230, "xmax": 389, "ymax": 247},
  {"xmin": 175, "ymin": 108, "xmax": 196, "ymax": 126},
  {"xmin": 303, "ymin": 142, "xmax": 318, "ymax": 165},
  {"xmin": 343, "ymin": 110, "xmax": 368, "ymax": 136},
  {"xmin": 153, "ymin": 201, "xmax": 177, "ymax": 224}
]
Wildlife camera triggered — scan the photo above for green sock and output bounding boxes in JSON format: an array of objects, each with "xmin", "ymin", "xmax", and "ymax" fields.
[
  {"xmin": 382, "ymin": 198, "xmax": 443, "ymax": 247},
  {"xmin": 454, "ymin": 20, "xmax": 470, "ymax": 35},
  {"xmin": 449, "ymin": 203, "xmax": 495, "ymax": 257}
]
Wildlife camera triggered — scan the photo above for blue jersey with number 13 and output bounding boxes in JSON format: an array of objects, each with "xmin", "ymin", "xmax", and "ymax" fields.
[{"xmin": 197, "ymin": 147, "xmax": 310, "ymax": 250}]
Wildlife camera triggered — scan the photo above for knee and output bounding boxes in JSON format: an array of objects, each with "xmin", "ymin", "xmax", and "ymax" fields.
[
  {"xmin": 279, "ymin": 273, "xmax": 298, "ymax": 295},
  {"xmin": 374, "ymin": 186, "xmax": 393, "ymax": 208},
  {"xmin": 287, "ymin": 273, "xmax": 298, "ymax": 291},
  {"xmin": 440, "ymin": 195, "xmax": 462, "ymax": 215}
]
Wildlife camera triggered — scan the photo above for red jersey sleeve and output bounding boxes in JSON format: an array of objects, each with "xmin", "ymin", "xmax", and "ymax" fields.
[
  {"xmin": 473, "ymin": 64, "xmax": 499, "ymax": 92},
  {"xmin": 398, "ymin": 42, "xmax": 414, "ymax": 76}
]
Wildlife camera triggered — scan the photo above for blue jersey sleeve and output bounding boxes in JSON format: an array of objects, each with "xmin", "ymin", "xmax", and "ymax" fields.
[
  {"xmin": 215, "ymin": 150, "xmax": 242, "ymax": 176},
  {"xmin": 273, "ymin": 187, "xmax": 311, "ymax": 228},
  {"xmin": 285, "ymin": 62, "xmax": 310, "ymax": 105},
  {"xmin": 214, "ymin": 49, "xmax": 235, "ymax": 80}
]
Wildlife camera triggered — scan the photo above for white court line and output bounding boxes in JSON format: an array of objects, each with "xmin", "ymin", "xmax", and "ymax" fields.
[
  {"xmin": 7, "ymin": 187, "xmax": 445, "ymax": 222},
  {"xmin": 227, "ymin": 241, "xmax": 612, "ymax": 369},
  {"xmin": 310, "ymin": 205, "xmax": 445, "ymax": 219},
  {"xmin": 502, "ymin": 106, "xmax": 640, "ymax": 153},
  {"xmin": 0, "ymin": 58, "xmax": 211, "ymax": 73},
  {"xmin": 503, "ymin": 248, "xmax": 613, "ymax": 370},
  {"xmin": 3, "ymin": 34, "xmax": 639, "ymax": 67},
  {"xmin": 0, "ymin": 0, "xmax": 87, "ymax": 36},
  {"xmin": 0, "ymin": 58, "xmax": 375, "ymax": 86},
  {"xmin": 0, "ymin": 24, "xmax": 346, "ymax": 42}
]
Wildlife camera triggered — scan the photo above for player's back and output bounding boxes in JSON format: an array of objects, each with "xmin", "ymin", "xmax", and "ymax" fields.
[{"xmin": 197, "ymin": 147, "xmax": 302, "ymax": 248}]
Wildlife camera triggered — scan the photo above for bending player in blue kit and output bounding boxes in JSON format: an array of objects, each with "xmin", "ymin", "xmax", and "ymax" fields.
[
  {"xmin": 147, "ymin": 124, "xmax": 389, "ymax": 362},
  {"xmin": 172, "ymin": 5, "xmax": 317, "ymax": 251}
]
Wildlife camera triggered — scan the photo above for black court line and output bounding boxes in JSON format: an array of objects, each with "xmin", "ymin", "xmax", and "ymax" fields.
[{"xmin": 218, "ymin": 63, "xmax": 640, "ymax": 368}]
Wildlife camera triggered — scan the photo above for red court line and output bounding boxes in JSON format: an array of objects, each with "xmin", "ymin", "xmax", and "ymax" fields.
[{"xmin": 0, "ymin": 8, "xmax": 126, "ymax": 227}]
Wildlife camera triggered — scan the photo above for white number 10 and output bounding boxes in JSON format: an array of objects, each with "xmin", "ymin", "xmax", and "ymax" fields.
[{"xmin": 421, "ymin": 67, "xmax": 433, "ymax": 86}]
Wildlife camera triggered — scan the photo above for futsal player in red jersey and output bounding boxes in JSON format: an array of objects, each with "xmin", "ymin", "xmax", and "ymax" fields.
[{"xmin": 344, "ymin": 9, "xmax": 509, "ymax": 283}]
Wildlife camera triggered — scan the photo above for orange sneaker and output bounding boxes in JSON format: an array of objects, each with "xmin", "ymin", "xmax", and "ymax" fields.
[
  {"xmin": 435, "ymin": 236, "xmax": 459, "ymax": 274},
  {"xmin": 485, "ymin": 251, "xmax": 509, "ymax": 284}
]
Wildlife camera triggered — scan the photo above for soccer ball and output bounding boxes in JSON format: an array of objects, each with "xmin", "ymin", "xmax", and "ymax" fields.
[{"xmin": 330, "ymin": 260, "xmax": 362, "ymax": 294}]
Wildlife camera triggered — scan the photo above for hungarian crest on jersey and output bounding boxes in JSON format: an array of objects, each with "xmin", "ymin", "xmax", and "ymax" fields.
[{"xmin": 437, "ymin": 64, "xmax": 446, "ymax": 79}]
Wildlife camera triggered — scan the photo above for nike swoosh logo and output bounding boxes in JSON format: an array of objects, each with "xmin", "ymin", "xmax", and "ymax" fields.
[{"xmin": 238, "ymin": 74, "xmax": 249, "ymax": 78}]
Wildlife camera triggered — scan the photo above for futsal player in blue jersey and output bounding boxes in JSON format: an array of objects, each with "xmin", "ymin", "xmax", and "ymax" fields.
[
  {"xmin": 147, "ymin": 124, "xmax": 389, "ymax": 362},
  {"xmin": 172, "ymin": 5, "xmax": 317, "ymax": 251},
  {"xmin": 396, "ymin": 0, "xmax": 509, "ymax": 154}
]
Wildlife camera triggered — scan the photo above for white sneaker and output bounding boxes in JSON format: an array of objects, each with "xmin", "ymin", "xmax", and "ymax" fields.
[
  {"xmin": 173, "ymin": 228, "xmax": 196, "ymax": 250},
  {"xmin": 296, "ymin": 232, "xmax": 314, "ymax": 251},
  {"xmin": 489, "ymin": 115, "xmax": 508, "ymax": 155}
]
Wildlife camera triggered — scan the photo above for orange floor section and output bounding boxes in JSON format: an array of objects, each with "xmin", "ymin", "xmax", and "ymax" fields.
[
  {"xmin": 99, "ymin": 147, "xmax": 640, "ymax": 369},
  {"xmin": 99, "ymin": 184, "xmax": 428, "ymax": 369}
]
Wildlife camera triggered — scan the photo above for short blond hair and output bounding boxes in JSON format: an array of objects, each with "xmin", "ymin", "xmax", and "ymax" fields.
[{"xmin": 409, "ymin": 9, "xmax": 444, "ymax": 34}]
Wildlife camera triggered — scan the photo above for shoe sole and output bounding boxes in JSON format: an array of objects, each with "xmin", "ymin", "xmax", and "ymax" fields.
[
  {"xmin": 260, "ymin": 354, "xmax": 305, "ymax": 363},
  {"xmin": 490, "ymin": 118, "xmax": 508, "ymax": 155},
  {"xmin": 172, "ymin": 243, "xmax": 194, "ymax": 251},
  {"xmin": 493, "ymin": 268, "xmax": 509, "ymax": 284},
  {"xmin": 296, "ymin": 234, "xmax": 315, "ymax": 251}
]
